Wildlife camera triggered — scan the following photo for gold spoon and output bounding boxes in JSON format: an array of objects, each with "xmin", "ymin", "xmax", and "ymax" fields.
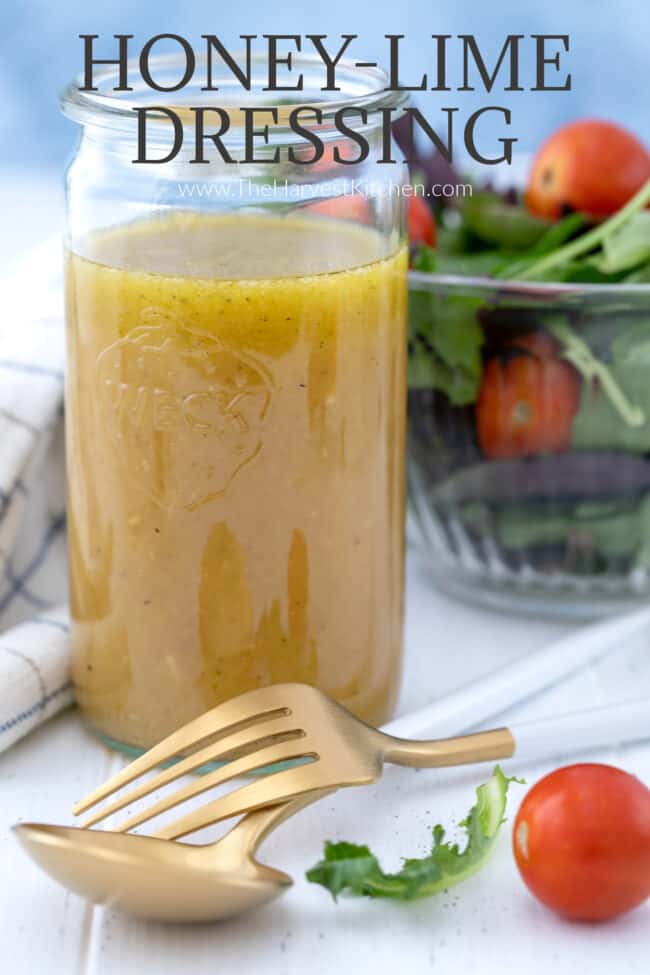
[{"xmin": 14, "ymin": 790, "xmax": 330, "ymax": 923}]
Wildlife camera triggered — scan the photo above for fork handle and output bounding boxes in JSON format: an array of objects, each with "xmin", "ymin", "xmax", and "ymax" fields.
[
  {"xmin": 382, "ymin": 727, "xmax": 515, "ymax": 768},
  {"xmin": 382, "ymin": 697, "xmax": 650, "ymax": 769}
]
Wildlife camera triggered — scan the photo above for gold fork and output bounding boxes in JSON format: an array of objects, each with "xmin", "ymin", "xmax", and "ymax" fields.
[{"xmin": 73, "ymin": 683, "xmax": 514, "ymax": 839}]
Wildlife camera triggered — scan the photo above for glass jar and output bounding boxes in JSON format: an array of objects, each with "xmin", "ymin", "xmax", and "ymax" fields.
[{"xmin": 60, "ymin": 54, "xmax": 409, "ymax": 751}]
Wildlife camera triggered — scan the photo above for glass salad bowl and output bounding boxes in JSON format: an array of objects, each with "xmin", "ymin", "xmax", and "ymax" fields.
[{"xmin": 407, "ymin": 273, "xmax": 650, "ymax": 618}]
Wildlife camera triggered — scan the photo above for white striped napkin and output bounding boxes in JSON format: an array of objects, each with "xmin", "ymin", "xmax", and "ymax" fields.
[
  {"xmin": 0, "ymin": 236, "xmax": 72, "ymax": 754},
  {"xmin": 0, "ymin": 607, "xmax": 72, "ymax": 753}
]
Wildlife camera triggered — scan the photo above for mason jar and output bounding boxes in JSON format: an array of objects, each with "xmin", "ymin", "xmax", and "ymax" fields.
[{"xmin": 60, "ymin": 53, "xmax": 409, "ymax": 751}]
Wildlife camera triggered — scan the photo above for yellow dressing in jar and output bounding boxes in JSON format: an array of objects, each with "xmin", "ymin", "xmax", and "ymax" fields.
[{"xmin": 66, "ymin": 212, "xmax": 407, "ymax": 748}]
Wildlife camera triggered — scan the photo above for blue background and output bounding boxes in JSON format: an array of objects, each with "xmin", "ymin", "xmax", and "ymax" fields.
[{"xmin": 2, "ymin": 0, "xmax": 648, "ymax": 169}]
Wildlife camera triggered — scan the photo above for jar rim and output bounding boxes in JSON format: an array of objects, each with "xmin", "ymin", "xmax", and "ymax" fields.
[{"xmin": 60, "ymin": 51, "xmax": 409, "ymax": 136}]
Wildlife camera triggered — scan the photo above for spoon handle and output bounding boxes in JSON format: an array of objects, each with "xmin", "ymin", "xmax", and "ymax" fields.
[{"xmin": 216, "ymin": 789, "xmax": 335, "ymax": 863}]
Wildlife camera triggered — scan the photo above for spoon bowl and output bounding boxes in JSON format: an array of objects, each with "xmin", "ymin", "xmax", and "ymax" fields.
[{"xmin": 14, "ymin": 790, "xmax": 328, "ymax": 923}]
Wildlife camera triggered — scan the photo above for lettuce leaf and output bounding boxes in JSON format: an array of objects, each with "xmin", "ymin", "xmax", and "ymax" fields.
[{"xmin": 306, "ymin": 766, "xmax": 518, "ymax": 902}]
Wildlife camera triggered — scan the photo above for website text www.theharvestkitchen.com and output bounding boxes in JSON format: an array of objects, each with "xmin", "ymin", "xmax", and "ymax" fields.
[{"xmin": 174, "ymin": 178, "xmax": 474, "ymax": 200}]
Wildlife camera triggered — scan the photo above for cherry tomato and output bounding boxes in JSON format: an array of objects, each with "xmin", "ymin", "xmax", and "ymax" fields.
[
  {"xmin": 526, "ymin": 119, "xmax": 650, "ymax": 221},
  {"xmin": 305, "ymin": 195, "xmax": 372, "ymax": 224},
  {"xmin": 303, "ymin": 137, "xmax": 362, "ymax": 173},
  {"xmin": 408, "ymin": 194, "xmax": 436, "ymax": 247},
  {"xmin": 513, "ymin": 764, "xmax": 650, "ymax": 921},
  {"xmin": 505, "ymin": 332, "xmax": 560, "ymax": 360},
  {"xmin": 476, "ymin": 335, "xmax": 580, "ymax": 459}
]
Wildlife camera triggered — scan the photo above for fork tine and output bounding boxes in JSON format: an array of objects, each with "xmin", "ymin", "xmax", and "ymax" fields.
[
  {"xmin": 112, "ymin": 739, "xmax": 318, "ymax": 834},
  {"xmin": 155, "ymin": 760, "xmax": 346, "ymax": 840},
  {"xmin": 72, "ymin": 685, "xmax": 296, "ymax": 815},
  {"xmin": 80, "ymin": 715, "xmax": 303, "ymax": 828}
]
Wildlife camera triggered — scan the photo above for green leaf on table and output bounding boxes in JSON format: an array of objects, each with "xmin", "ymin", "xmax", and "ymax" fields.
[{"xmin": 306, "ymin": 766, "xmax": 519, "ymax": 902}]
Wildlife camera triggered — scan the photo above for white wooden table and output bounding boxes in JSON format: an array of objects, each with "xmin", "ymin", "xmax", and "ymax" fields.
[
  {"xmin": 1, "ymin": 167, "xmax": 648, "ymax": 972},
  {"xmin": 2, "ymin": 552, "xmax": 650, "ymax": 975}
]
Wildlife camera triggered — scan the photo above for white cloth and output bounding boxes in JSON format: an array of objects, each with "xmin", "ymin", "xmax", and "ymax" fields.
[
  {"xmin": 0, "ymin": 237, "xmax": 71, "ymax": 753},
  {"xmin": 0, "ymin": 607, "xmax": 72, "ymax": 752}
]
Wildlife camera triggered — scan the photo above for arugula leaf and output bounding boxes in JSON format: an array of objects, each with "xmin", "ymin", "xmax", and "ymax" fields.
[
  {"xmin": 596, "ymin": 212, "xmax": 650, "ymax": 274},
  {"xmin": 528, "ymin": 211, "xmax": 587, "ymax": 256},
  {"xmin": 411, "ymin": 244, "xmax": 437, "ymax": 274},
  {"xmin": 409, "ymin": 248, "xmax": 484, "ymax": 403},
  {"xmin": 624, "ymin": 262, "xmax": 650, "ymax": 283},
  {"xmin": 489, "ymin": 183, "xmax": 650, "ymax": 428},
  {"xmin": 504, "ymin": 178, "xmax": 650, "ymax": 281},
  {"xmin": 306, "ymin": 766, "xmax": 518, "ymax": 902},
  {"xmin": 571, "ymin": 319, "xmax": 650, "ymax": 450},
  {"xmin": 465, "ymin": 498, "xmax": 650, "ymax": 563},
  {"xmin": 407, "ymin": 179, "xmax": 650, "ymax": 413},
  {"xmin": 435, "ymin": 250, "xmax": 516, "ymax": 278},
  {"xmin": 496, "ymin": 213, "xmax": 586, "ymax": 279},
  {"xmin": 557, "ymin": 263, "xmax": 630, "ymax": 284},
  {"xmin": 547, "ymin": 316, "xmax": 645, "ymax": 428},
  {"xmin": 459, "ymin": 193, "xmax": 551, "ymax": 250},
  {"xmin": 413, "ymin": 234, "xmax": 515, "ymax": 278}
]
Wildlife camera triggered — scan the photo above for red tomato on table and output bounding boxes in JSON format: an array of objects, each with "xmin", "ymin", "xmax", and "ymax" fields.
[{"xmin": 513, "ymin": 763, "xmax": 650, "ymax": 921}]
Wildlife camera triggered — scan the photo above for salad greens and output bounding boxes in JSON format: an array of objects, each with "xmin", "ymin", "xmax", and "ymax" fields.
[
  {"xmin": 407, "ymin": 166, "xmax": 650, "ymax": 586},
  {"xmin": 460, "ymin": 192, "xmax": 551, "ymax": 251},
  {"xmin": 409, "ymin": 179, "xmax": 650, "ymax": 425},
  {"xmin": 306, "ymin": 766, "xmax": 518, "ymax": 902},
  {"xmin": 408, "ymin": 247, "xmax": 484, "ymax": 403},
  {"xmin": 499, "ymin": 179, "xmax": 650, "ymax": 282},
  {"xmin": 597, "ymin": 212, "xmax": 650, "ymax": 275},
  {"xmin": 548, "ymin": 316, "xmax": 644, "ymax": 428},
  {"xmin": 571, "ymin": 320, "xmax": 650, "ymax": 449},
  {"xmin": 461, "ymin": 497, "xmax": 650, "ymax": 566}
]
